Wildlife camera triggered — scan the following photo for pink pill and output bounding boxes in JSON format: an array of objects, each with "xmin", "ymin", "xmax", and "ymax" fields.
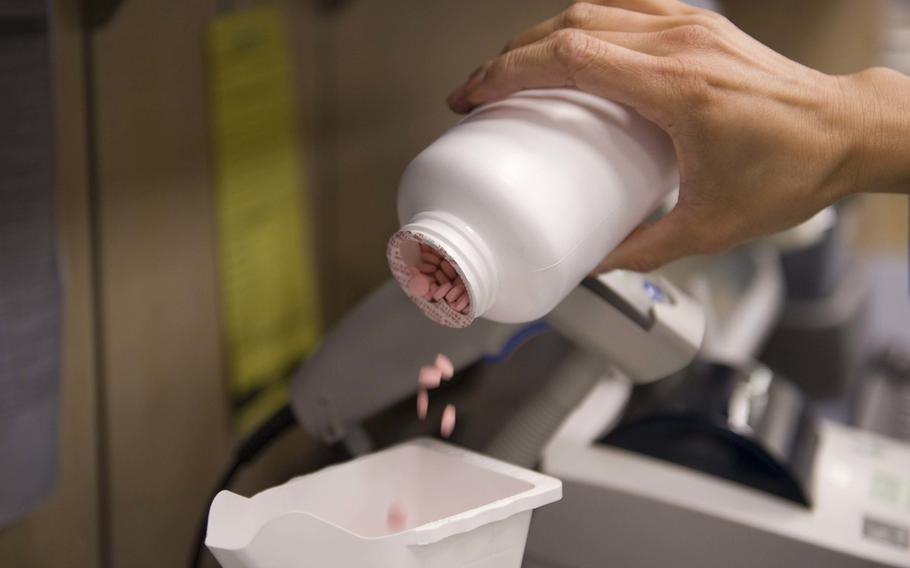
[
  {"xmin": 421, "ymin": 251, "xmax": 442, "ymax": 265},
  {"xmin": 434, "ymin": 270, "xmax": 449, "ymax": 285},
  {"xmin": 435, "ymin": 353, "xmax": 454, "ymax": 380},
  {"xmin": 445, "ymin": 284, "xmax": 465, "ymax": 303},
  {"xmin": 440, "ymin": 260, "xmax": 457, "ymax": 280},
  {"xmin": 440, "ymin": 404, "xmax": 456, "ymax": 438},
  {"xmin": 387, "ymin": 502, "xmax": 407, "ymax": 531},
  {"xmin": 417, "ymin": 263, "xmax": 437, "ymax": 274},
  {"xmin": 432, "ymin": 281, "xmax": 452, "ymax": 301},
  {"xmin": 417, "ymin": 389, "xmax": 428, "ymax": 420},
  {"xmin": 453, "ymin": 295, "xmax": 469, "ymax": 312},
  {"xmin": 419, "ymin": 243, "xmax": 432, "ymax": 253},
  {"xmin": 419, "ymin": 366, "xmax": 442, "ymax": 389},
  {"xmin": 407, "ymin": 274, "xmax": 430, "ymax": 297}
]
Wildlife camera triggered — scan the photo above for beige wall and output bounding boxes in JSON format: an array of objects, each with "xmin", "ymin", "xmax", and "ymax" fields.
[
  {"xmin": 90, "ymin": 1, "xmax": 232, "ymax": 565},
  {"xmin": 722, "ymin": 0, "xmax": 883, "ymax": 74},
  {"xmin": 722, "ymin": 0, "xmax": 906, "ymax": 251}
]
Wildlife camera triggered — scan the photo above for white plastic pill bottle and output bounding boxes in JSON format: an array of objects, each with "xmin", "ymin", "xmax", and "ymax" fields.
[{"xmin": 387, "ymin": 88, "xmax": 678, "ymax": 328}]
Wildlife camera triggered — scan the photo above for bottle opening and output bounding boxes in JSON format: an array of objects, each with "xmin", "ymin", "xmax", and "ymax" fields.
[{"xmin": 387, "ymin": 230, "xmax": 476, "ymax": 328}]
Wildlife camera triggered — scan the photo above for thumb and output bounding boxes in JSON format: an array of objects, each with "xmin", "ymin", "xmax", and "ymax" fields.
[{"xmin": 593, "ymin": 209, "xmax": 700, "ymax": 274}]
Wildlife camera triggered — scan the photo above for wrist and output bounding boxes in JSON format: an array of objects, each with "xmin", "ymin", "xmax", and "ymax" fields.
[{"xmin": 840, "ymin": 67, "xmax": 910, "ymax": 195}]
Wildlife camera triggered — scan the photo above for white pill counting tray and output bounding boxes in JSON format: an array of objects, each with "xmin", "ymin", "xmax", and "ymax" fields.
[{"xmin": 206, "ymin": 438, "xmax": 562, "ymax": 568}]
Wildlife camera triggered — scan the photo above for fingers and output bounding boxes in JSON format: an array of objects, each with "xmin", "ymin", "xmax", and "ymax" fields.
[
  {"xmin": 448, "ymin": 31, "xmax": 670, "ymax": 114},
  {"xmin": 576, "ymin": 0, "xmax": 695, "ymax": 16},
  {"xmin": 504, "ymin": 4, "xmax": 673, "ymax": 53},
  {"xmin": 592, "ymin": 209, "xmax": 703, "ymax": 273},
  {"xmin": 588, "ymin": 30, "xmax": 684, "ymax": 57}
]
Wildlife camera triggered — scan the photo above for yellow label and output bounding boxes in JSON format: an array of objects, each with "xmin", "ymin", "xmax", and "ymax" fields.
[{"xmin": 206, "ymin": 7, "xmax": 320, "ymax": 431}]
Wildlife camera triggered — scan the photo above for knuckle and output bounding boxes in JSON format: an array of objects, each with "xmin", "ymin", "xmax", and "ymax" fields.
[
  {"xmin": 687, "ymin": 8, "xmax": 727, "ymax": 27},
  {"xmin": 667, "ymin": 23, "xmax": 716, "ymax": 47},
  {"xmin": 484, "ymin": 56, "xmax": 509, "ymax": 83},
  {"xmin": 551, "ymin": 29, "xmax": 598, "ymax": 72},
  {"xmin": 700, "ymin": 8, "xmax": 730, "ymax": 24},
  {"xmin": 864, "ymin": 66, "xmax": 905, "ymax": 83},
  {"xmin": 561, "ymin": 2, "xmax": 596, "ymax": 29}
]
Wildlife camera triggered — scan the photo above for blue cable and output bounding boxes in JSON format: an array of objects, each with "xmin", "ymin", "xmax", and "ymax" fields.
[{"xmin": 482, "ymin": 320, "xmax": 552, "ymax": 364}]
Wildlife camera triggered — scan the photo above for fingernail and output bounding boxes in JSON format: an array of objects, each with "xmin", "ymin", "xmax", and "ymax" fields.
[{"xmin": 448, "ymin": 65, "xmax": 488, "ymax": 114}]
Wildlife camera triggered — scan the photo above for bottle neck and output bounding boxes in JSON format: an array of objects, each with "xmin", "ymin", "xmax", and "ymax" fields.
[{"xmin": 399, "ymin": 211, "xmax": 498, "ymax": 322}]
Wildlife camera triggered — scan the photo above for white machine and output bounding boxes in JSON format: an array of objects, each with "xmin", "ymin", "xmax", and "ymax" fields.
[
  {"xmin": 526, "ymin": 374, "xmax": 910, "ymax": 568},
  {"xmin": 520, "ymin": 214, "xmax": 910, "ymax": 567}
]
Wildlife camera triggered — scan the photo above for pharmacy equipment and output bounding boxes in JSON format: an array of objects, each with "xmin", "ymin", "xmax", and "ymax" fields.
[
  {"xmin": 525, "ymin": 371, "xmax": 910, "ymax": 568},
  {"xmin": 289, "ymin": 268, "xmax": 703, "ymax": 446},
  {"xmin": 204, "ymin": 218, "xmax": 910, "ymax": 568},
  {"xmin": 517, "ymin": 228, "xmax": 910, "ymax": 567},
  {"xmin": 206, "ymin": 439, "xmax": 560, "ymax": 568},
  {"xmin": 388, "ymin": 88, "xmax": 677, "ymax": 327},
  {"xmin": 205, "ymin": 250, "xmax": 706, "ymax": 568},
  {"xmin": 303, "ymin": 243, "xmax": 907, "ymax": 568}
]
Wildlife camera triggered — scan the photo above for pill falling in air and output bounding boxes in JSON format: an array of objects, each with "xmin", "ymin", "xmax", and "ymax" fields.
[
  {"xmin": 415, "ymin": 354, "xmax": 458, "ymax": 438},
  {"xmin": 418, "ymin": 366, "xmax": 443, "ymax": 389},
  {"xmin": 435, "ymin": 353, "xmax": 454, "ymax": 380},
  {"xmin": 417, "ymin": 389, "xmax": 428, "ymax": 420},
  {"xmin": 440, "ymin": 404, "xmax": 456, "ymax": 438}
]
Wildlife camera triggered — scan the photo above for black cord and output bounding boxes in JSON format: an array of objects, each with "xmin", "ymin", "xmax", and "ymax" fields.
[{"xmin": 189, "ymin": 404, "xmax": 298, "ymax": 568}]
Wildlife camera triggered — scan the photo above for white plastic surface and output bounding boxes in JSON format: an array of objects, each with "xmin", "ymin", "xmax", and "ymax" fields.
[
  {"xmin": 206, "ymin": 438, "xmax": 562, "ymax": 568},
  {"xmin": 542, "ymin": 380, "xmax": 910, "ymax": 567},
  {"xmin": 389, "ymin": 88, "xmax": 678, "ymax": 326},
  {"xmin": 546, "ymin": 271, "xmax": 705, "ymax": 383}
]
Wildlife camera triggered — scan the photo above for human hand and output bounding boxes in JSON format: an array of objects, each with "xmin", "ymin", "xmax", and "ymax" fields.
[{"xmin": 447, "ymin": 0, "xmax": 910, "ymax": 272}]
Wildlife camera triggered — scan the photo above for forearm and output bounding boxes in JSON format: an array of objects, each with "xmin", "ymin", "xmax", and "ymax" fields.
[{"xmin": 843, "ymin": 67, "xmax": 910, "ymax": 195}]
